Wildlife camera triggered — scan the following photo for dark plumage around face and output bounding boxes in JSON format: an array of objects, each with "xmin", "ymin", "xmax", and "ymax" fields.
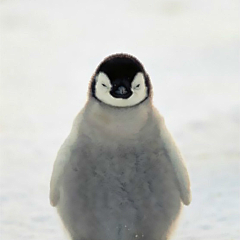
[
  {"xmin": 90, "ymin": 54, "xmax": 152, "ymax": 107},
  {"xmin": 97, "ymin": 54, "xmax": 145, "ymax": 80}
]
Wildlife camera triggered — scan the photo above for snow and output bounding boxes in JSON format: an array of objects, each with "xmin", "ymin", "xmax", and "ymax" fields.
[{"xmin": 0, "ymin": 0, "xmax": 239, "ymax": 239}]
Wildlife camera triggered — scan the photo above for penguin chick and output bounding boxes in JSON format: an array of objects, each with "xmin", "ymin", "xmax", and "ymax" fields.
[{"xmin": 50, "ymin": 53, "xmax": 191, "ymax": 240}]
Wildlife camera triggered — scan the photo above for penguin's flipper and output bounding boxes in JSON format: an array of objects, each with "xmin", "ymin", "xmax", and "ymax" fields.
[
  {"xmin": 159, "ymin": 117, "xmax": 192, "ymax": 206},
  {"xmin": 50, "ymin": 147, "xmax": 66, "ymax": 207},
  {"xmin": 49, "ymin": 137, "xmax": 73, "ymax": 207},
  {"xmin": 50, "ymin": 112, "xmax": 83, "ymax": 207}
]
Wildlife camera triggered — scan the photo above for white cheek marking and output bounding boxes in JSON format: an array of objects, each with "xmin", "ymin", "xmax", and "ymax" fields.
[
  {"xmin": 96, "ymin": 72, "xmax": 111, "ymax": 89},
  {"xmin": 94, "ymin": 71, "xmax": 148, "ymax": 107},
  {"xmin": 130, "ymin": 72, "xmax": 147, "ymax": 102},
  {"xmin": 131, "ymin": 72, "xmax": 145, "ymax": 89}
]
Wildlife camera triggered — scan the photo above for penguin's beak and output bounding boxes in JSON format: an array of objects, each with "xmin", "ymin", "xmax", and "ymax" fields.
[
  {"xmin": 110, "ymin": 85, "xmax": 132, "ymax": 99},
  {"xmin": 115, "ymin": 86, "xmax": 128, "ymax": 95}
]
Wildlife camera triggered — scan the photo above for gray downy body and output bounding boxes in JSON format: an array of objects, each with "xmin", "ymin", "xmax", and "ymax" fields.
[{"xmin": 56, "ymin": 98, "xmax": 182, "ymax": 240}]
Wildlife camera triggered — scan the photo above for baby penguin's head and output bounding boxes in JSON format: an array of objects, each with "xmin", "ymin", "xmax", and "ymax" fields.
[{"xmin": 90, "ymin": 54, "xmax": 152, "ymax": 108}]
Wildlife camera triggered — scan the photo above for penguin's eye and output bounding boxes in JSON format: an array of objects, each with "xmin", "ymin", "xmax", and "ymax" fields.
[
  {"xmin": 134, "ymin": 84, "xmax": 140, "ymax": 89},
  {"xmin": 102, "ymin": 83, "xmax": 107, "ymax": 87}
]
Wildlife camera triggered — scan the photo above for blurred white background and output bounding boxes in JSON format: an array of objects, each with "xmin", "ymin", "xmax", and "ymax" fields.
[{"xmin": 0, "ymin": 0, "xmax": 239, "ymax": 239}]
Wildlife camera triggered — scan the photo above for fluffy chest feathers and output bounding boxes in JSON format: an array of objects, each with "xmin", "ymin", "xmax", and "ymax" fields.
[
  {"xmin": 67, "ymin": 106, "xmax": 175, "ymax": 210},
  {"xmin": 70, "ymin": 99, "xmax": 167, "ymax": 187},
  {"xmin": 65, "ymin": 132, "xmax": 175, "ymax": 213},
  {"xmin": 67, "ymin": 101, "xmax": 169, "ymax": 204}
]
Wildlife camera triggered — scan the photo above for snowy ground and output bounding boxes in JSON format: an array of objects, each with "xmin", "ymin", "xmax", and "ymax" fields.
[{"xmin": 0, "ymin": 0, "xmax": 239, "ymax": 239}]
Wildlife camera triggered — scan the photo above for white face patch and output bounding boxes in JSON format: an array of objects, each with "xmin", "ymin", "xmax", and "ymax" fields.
[{"xmin": 95, "ymin": 72, "xmax": 148, "ymax": 107}]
